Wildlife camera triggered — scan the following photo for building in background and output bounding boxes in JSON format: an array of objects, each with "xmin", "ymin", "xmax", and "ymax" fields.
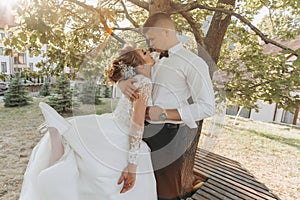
[
  {"xmin": 0, "ymin": 1, "xmax": 46, "ymax": 79},
  {"xmin": 0, "ymin": 2, "xmax": 15, "ymax": 77},
  {"xmin": 0, "ymin": 30, "xmax": 11, "ymax": 76}
]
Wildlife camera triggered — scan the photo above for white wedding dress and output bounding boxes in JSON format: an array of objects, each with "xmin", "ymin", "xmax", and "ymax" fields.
[{"xmin": 19, "ymin": 75, "xmax": 157, "ymax": 200}]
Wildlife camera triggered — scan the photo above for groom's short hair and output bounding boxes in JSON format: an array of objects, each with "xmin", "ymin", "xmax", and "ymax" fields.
[{"xmin": 143, "ymin": 12, "xmax": 175, "ymax": 33}]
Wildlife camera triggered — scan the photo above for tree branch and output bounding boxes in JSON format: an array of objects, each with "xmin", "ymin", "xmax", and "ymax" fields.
[
  {"xmin": 178, "ymin": 11, "xmax": 204, "ymax": 47},
  {"xmin": 170, "ymin": 2, "xmax": 203, "ymax": 46},
  {"xmin": 120, "ymin": 0, "xmax": 140, "ymax": 28},
  {"xmin": 65, "ymin": 0, "xmax": 100, "ymax": 13},
  {"xmin": 66, "ymin": 0, "xmax": 112, "ymax": 33},
  {"xmin": 64, "ymin": 0, "xmax": 127, "ymax": 44},
  {"xmin": 204, "ymin": 0, "xmax": 235, "ymax": 64},
  {"xmin": 111, "ymin": 27, "xmax": 135, "ymax": 31},
  {"xmin": 233, "ymin": 13, "xmax": 298, "ymax": 56},
  {"xmin": 169, "ymin": 1, "xmax": 209, "ymax": 13},
  {"xmin": 126, "ymin": 0, "xmax": 149, "ymax": 10},
  {"xmin": 169, "ymin": 1, "xmax": 299, "ymax": 57},
  {"xmin": 111, "ymin": 32, "xmax": 126, "ymax": 44},
  {"xmin": 173, "ymin": 4, "xmax": 216, "ymax": 78},
  {"xmin": 62, "ymin": 7, "xmax": 89, "ymax": 24}
]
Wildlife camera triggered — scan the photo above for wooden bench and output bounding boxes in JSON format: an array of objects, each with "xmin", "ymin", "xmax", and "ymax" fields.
[{"xmin": 191, "ymin": 149, "xmax": 281, "ymax": 200}]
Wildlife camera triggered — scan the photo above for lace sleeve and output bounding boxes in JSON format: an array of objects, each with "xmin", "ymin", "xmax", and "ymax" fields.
[
  {"xmin": 128, "ymin": 77, "xmax": 152, "ymax": 165},
  {"xmin": 138, "ymin": 81, "xmax": 152, "ymax": 102},
  {"xmin": 128, "ymin": 123, "xmax": 143, "ymax": 165},
  {"xmin": 134, "ymin": 76, "xmax": 152, "ymax": 104}
]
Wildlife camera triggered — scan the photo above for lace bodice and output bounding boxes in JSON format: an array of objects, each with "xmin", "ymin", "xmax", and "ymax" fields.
[
  {"xmin": 112, "ymin": 75, "xmax": 152, "ymax": 128},
  {"xmin": 112, "ymin": 75, "xmax": 152, "ymax": 165}
]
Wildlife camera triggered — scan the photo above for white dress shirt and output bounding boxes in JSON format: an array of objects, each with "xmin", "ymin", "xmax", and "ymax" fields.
[{"xmin": 151, "ymin": 43, "xmax": 215, "ymax": 128}]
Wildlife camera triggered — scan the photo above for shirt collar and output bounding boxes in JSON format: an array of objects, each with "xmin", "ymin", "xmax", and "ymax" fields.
[
  {"xmin": 154, "ymin": 43, "xmax": 183, "ymax": 63},
  {"xmin": 168, "ymin": 42, "xmax": 183, "ymax": 54}
]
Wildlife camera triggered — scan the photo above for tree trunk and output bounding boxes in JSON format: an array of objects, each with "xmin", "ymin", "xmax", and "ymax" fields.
[
  {"xmin": 204, "ymin": 0, "xmax": 236, "ymax": 65},
  {"xmin": 197, "ymin": 44, "xmax": 217, "ymax": 79},
  {"xmin": 149, "ymin": 0, "xmax": 171, "ymax": 14}
]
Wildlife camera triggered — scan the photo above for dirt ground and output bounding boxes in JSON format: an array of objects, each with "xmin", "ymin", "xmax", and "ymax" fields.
[
  {"xmin": 0, "ymin": 99, "xmax": 299, "ymax": 200},
  {"xmin": 0, "ymin": 101, "xmax": 44, "ymax": 199}
]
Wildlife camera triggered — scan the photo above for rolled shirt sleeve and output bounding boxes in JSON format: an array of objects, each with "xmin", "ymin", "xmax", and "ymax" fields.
[{"xmin": 177, "ymin": 57, "xmax": 215, "ymax": 128}]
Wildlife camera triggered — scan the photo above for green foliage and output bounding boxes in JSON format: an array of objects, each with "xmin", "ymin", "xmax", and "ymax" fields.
[
  {"xmin": 79, "ymin": 79, "xmax": 102, "ymax": 105},
  {"xmin": 0, "ymin": 73, "xmax": 8, "ymax": 81},
  {"xmin": 4, "ymin": 75, "xmax": 32, "ymax": 107},
  {"xmin": 104, "ymin": 87, "xmax": 111, "ymax": 98},
  {"xmin": 258, "ymin": 11, "xmax": 300, "ymax": 40},
  {"xmin": 3, "ymin": 0, "xmax": 115, "ymax": 78},
  {"xmin": 39, "ymin": 79, "xmax": 51, "ymax": 96},
  {"xmin": 120, "ymin": 0, "xmax": 300, "ymax": 111},
  {"xmin": 95, "ymin": 86, "xmax": 103, "ymax": 105},
  {"xmin": 47, "ymin": 73, "xmax": 73, "ymax": 114},
  {"xmin": 220, "ymin": 19, "xmax": 300, "ymax": 112},
  {"xmin": 3, "ymin": 0, "xmax": 300, "ymax": 112}
]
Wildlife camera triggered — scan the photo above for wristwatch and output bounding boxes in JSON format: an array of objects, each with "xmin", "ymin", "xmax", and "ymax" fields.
[{"xmin": 159, "ymin": 110, "xmax": 167, "ymax": 121}]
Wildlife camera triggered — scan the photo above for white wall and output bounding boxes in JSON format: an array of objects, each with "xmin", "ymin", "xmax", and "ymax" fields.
[
  {"xmin": 274, "ymin": 108, "xmax": 284, "ymax": 123},
  {"xmin": 27, "ymin": 45, "xmax": 47, "ymax": 71},
  {"xmin": 0, "ymin": 30, "xmax": 11, "ymax": 75},
  {"xmin": 250, "ymin": 100, "xmax": 277, "ymax": 122},
  {"xmin": 0, "ymin": 56, "xmax": 11, "ymax": 74}
]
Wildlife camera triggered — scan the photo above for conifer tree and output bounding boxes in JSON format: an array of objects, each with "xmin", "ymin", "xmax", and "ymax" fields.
[
  {"xmin": 39, "ymin": 79, "xmax": 51, "ymax": 96},
  {"xmin": 104, "ymin": 87, "xmax": 111, "ymax": 98},
  {"xmin": 4, "ymin": 75, "xmax": 32, "ymax": 107},
  {"xmin": 79, "ymin": 79, "xmax": 102, "ymax": 105},
  {"xmin": 47, "ymin": 73, "xmax": 73, "ymax": 114}
]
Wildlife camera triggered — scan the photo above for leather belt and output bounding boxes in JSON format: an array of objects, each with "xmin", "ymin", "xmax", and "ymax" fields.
[{"xmin": 164, "ymin": 123, "xmax": 180, "ymax": 129}]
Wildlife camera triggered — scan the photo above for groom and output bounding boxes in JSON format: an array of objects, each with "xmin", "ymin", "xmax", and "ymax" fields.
[{"xmin": 119, "ymin": 13, "xmax": 215, "ymax": 199}]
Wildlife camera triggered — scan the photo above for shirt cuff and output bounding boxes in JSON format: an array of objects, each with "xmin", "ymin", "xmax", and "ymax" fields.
[{"xmin": 177, "ymin": 105, "xmax": 198, "ymax": 128}]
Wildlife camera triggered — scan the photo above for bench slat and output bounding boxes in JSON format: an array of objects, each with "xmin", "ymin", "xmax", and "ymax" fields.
[{"xmin": 191, "ymin": 149, "xmax": 280, "ymax": 200}]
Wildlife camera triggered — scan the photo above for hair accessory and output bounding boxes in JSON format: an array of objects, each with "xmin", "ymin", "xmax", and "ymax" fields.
[{"xmin": 119, "ymin": 61, "xmax": 137, "ymax": 80}]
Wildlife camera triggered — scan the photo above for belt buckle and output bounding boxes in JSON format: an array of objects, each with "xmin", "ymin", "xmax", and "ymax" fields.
[{"xmin": 166, "ymin": 123, "xmax": 179, "ymax": 129}]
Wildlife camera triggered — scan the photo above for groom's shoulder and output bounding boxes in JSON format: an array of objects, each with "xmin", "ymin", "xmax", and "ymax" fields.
[
  {"xmin": 175, "ymin": 48, "xmax": 202, "ymax": 63},
  {"xmin": 176, "ymin": 46, "xmax": 198, "ymax": 58}
]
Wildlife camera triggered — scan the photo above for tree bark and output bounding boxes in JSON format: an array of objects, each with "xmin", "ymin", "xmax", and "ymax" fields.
[
  {"xmin": 149, "ymin": 0, "xmax": 171, "ymax": 14},
  {"xmin": 204, "ymin": 0, "xmax": 236, "ymax": 65}
]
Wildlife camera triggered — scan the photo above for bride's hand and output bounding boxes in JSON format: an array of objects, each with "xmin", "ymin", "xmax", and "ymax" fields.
[
  {"xmin": 118, "ymin": 164, "xmax": 137, "ymax": 193},
  {"xmin": 117, "ymin": 79, "xmax": 139, "ymax": 101}
]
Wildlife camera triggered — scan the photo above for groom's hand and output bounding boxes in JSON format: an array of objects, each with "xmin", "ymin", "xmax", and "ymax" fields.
[{"xmin": 118, "ymin": 79, "xmax": 139, "ymax": 101}]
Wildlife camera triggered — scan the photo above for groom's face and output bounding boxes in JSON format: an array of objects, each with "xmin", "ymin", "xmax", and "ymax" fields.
[{"xmin": 145, "ymin": 28, "xmax": 168, "ymax": 51}]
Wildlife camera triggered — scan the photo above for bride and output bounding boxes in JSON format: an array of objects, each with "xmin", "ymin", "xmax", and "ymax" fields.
[{"xmin": 19, "ymin": 45, "xmax": 157, "ymax": 200}]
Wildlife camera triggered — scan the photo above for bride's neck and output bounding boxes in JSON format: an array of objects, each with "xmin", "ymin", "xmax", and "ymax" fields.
[
  {"xmin": 138, "ymin": 71, "xmax": 151, "ymax": 78},
  {"xmin": 137, "ymin": 65, "xmax": 151, "ymax": 78}
]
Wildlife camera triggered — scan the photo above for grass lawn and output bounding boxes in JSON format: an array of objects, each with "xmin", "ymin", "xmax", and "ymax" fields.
[{"xmin": 0, "ymin": 97, "xmax": 299, "ymax": 199}]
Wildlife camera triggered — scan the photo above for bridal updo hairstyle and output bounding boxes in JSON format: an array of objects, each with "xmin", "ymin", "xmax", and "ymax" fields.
[{"xmin": 106, "ymin": 45, "xmax": 146, "ymax": 86}]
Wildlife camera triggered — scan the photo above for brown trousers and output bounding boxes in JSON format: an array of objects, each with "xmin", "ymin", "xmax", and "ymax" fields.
[{"xmin": 143, "ymin": 121, "xmax": 202, "ymax": 199}]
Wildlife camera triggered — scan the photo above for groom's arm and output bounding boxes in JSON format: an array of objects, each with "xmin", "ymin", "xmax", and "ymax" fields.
[{"xmin": 146, "ymin": 106, "xmax": 181, "ymax": 121}]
